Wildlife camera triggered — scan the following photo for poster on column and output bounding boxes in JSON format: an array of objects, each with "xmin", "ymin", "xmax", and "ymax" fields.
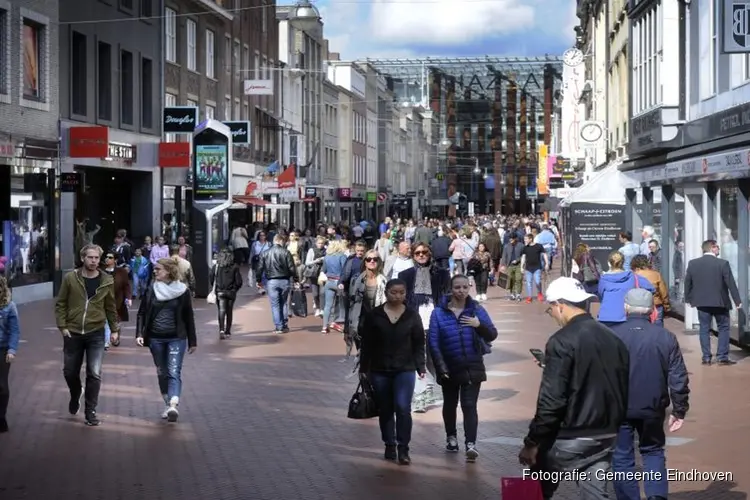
[
  {"xmin": 194, "ymin": 145, "xmax": 229, "ymax": 201},
  {"xmin": 568, "ymin": 202, "xmax": 626, "ymax": 267}
]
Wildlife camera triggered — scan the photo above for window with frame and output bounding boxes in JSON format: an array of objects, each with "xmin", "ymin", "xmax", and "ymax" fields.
[
  {"xmin": 71, "ymin": 31, "xmax": 87, "ymax": 115},
  {"xmin": 120, "ymin": 50, "xmax": 134, "ymax": 125},
  {"xmin": 262, "ymin": 0, "xmax": 268, "ymax": 33},
  {"xmin": 206, "ymin": 30, "xmax": 215, "ymax": 78},
  {"xmin": 165, "ymin": 8, "xmax": 177, "ymax": 63},
  {"xmin": 97, "ymin": 42, "xmax": 112, "ymax": 120},
  {"xmin": 186, "ymin": 98, "xmax": 197, "ymax": 107},
  {"xmin": 233, "ymin": 41, "xmax": 240, "ymax": 79},
  {"xmin": 206, "ymin": 104, "xmax": 215, "ymax": 119},
  {"xmin": 119, "ymin": 0, "xmax": 134, "ymax": 11},
  {"xmin": 186, "ymin": 19, "xmax": 197, "ymax": 71},
  {"xmin": 699, "ymin": 0, "xmax": 716, "ymax": 99},
  {"xmin": 141, "ymin": 58, "xmax": 153, "ymax": 129},
  {"xmin": 140, "ymin": 0, "xmax": 152, "ymax": 17},
  {"xmin": 165, "ymin": 93, "xmax": 177, "ymax": 142},
  {"xmin": 243, "ymin": 46, "xmax": 249, "ymax": 74},
  {"xmin": 224, "ymin": 36, "xmax": 231, "ymax": 74},
  {"xmin": 234, "ymin": 99, "xmax": 240, "ymax": 120},
  {"xmin": 0, "ymin": 8, "xmax": 7, "ymax": 95},
  {"xmin": 254, "ymin": 54, "xmax": 260, "ymax": 79},
  {"xmin": 224, "ymin": 97, "xmax": 231, "ymax": 120},
  {"xmin": 22, "ymin": 19, "xmax": 44, "ymax": 100}
]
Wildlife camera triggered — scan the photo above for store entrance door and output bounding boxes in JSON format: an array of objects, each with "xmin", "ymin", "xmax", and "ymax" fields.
[{"xmin": 683, "ymin": 186, "xmax": 708, "ymax": 330}]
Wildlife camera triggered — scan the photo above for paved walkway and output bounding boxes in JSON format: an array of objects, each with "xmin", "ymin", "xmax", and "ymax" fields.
[{"xmin": 0, "ymin": 282, "xmax": 748, "ymax": 499}]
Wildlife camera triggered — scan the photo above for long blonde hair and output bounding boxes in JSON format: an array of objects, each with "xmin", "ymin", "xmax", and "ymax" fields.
[
  {"xmin": 0, "ymin": 276, "xmax": 10, "ymax": 307},
  {"xmin": 327, "ymin": 239, "xmax": 347, "ymax": 254}
]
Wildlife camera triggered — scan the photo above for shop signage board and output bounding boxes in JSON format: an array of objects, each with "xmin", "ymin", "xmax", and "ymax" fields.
[
  {"xmin": 159, "ymin": 142, "xmax": 191, "ymax": 167},
  {"xmin": 222, "ymin": 121, "xmax": 251, "ymax": 144},
  {"xmin": 164, "ymin": 106, "xmax": 198, "ymax": 133},
  {"xmin": 630, "ymin": 146, "xmax": 750, "ymax": 183},
  {"xmin": 69, "ymin": 126, "xmax": 109, "ymax": 158},
  {"xmin": 568, "ymin": 203, "xmax": 626, "ymax": 267}
]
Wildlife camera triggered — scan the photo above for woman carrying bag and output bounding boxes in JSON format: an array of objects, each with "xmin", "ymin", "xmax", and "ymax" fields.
[
  {"xmin": 358, "ymin": 279, "xmax": 426, "ymax": 465},
  {"xmin": 428, "ymin": 274, "xmax": 498, "ymax": 462}
]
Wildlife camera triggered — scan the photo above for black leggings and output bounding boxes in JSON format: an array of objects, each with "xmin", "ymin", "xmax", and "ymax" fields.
[
  {"xmin": 475, "ymin": 270, "xmax": 489, "ymax": 294},
  {"xmin": 0, "ymin": 349, "xmax": 9, "ymax": 420},
  {"xmin": 217, "ymin": 296, "xmax": 235, "ymax": 333},
  {"xmin": 442, "ymin": 382, "xmax": 481, "ymax": 444}
]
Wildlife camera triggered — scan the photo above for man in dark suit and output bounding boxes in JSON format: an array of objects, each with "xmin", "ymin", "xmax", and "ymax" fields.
[{"xmin": 684, "ymin": 239, "xmax": 741, "ymax": 366}]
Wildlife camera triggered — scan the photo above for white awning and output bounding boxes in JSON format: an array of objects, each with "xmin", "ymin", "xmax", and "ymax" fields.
[{"xmin": 558, "ymin": 159, "xmax": 637, "ymax": 207}]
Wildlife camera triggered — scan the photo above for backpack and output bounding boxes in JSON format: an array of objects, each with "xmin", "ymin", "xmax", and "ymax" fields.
[{"xmin": 581, "ymin": 256, "xmax": 602, "ymax": 283}]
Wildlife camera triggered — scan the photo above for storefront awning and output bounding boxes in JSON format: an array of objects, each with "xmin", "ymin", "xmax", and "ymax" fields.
[{"xmin": 232, "ymin": 196, "xmax": 268, "ymax": 207}]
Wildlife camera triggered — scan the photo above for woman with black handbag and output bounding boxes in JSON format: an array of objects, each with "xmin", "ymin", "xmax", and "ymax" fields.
[{"xmin": 358, "ymin": 279, "xmax": 426, "ymax": 465}]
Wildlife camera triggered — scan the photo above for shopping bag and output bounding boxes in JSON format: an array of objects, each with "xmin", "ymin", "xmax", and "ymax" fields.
[
  {"xmin": 347, "ymin": 378, "xmax": 378, "ymax": 419},
  {"xmin": 291, "ymin": 287, "xmax": 308, "ymax": 317},
  {"xmin": 501, "ymin": 477, "xmax": 543, "ymax": 500}
]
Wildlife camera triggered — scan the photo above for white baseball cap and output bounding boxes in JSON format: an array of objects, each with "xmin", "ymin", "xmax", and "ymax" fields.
[{"xmin": 545, "ymin": 277, "xmax": 596, "ymax": 304}]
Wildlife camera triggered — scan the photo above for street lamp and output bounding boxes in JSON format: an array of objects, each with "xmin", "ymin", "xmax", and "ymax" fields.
[{"xmin": 288, "ymin": 0, "xmax": 321, "ymax": 32}]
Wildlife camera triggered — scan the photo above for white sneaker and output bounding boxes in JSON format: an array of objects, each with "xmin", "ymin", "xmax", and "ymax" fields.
[
  {"xmin": 482, "ymin": 294, "xmax": 487, "ymax": 301},
  {"xmin": 161, "ymin": 406, "xmax": 170, "ymax": 419},
  {"xmin": 466, "ymin": 443, "xmax": 479, "ymax": 462},
  {"xmin": 166, "ymin": 406, "xmax": 179, "ymax": 422}
]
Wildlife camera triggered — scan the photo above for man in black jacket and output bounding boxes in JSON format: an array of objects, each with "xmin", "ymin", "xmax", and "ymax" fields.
[
  {"xmin": 257, "ymin": 234, "xmax": 297, "ymax": 334},
  {"xmin": 609, "ymin": 288, "xmax": 689, "ymax": 500},
  {"xmin": 519, "ymin": 277, "xmax": 629, "ymax": 500},
  {"xmin": 684, "ymin": 239, "xmax": 741, "ymax": 365}
]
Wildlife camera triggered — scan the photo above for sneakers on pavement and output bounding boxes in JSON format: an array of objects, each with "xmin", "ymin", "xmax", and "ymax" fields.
[
  {"xmin": 84, "ymin": 411, "xmax": 101, "ymax": 426},
  {"xmin": 466, "ymin": 443, "xmax": 479, "ymax": 462},
  {"xmin": 68, "ymin": 393, "xmax": 82, "ymax": 415},
  {"xmin": 446, "ymin": 435, "xmax": 459, "ymax": 453}
]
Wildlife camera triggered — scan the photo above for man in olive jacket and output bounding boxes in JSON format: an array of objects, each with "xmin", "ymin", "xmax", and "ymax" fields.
[{"xmin": 54, "ymin": 244, "xmax": 119, "ymax": 426}]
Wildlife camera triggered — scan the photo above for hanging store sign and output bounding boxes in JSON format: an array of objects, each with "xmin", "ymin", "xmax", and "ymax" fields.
[
  {"xmin": 158, "ymin": 142, "xmax": 191, "ymax": 167},
  {"xmin": 222, "ymin": 121, "xmax": 251, "ymax": 144},
  {"xmin": 243, "ymin": 79, "xmax": 274, "ymax": 96},
  {"xmin": 722, "ymin": 0, "xmax": 750, "ymax": 53},
  {"xmin": 163, "ymin": 106, "xmax": 198, "ymax": 133},
  {"xmin": 631, "ymin": 146, "xmax": 750, "ymax": 183},
  {"xmin": 60, "ymin": 172, "xmax": 82, "ymax": 193}
]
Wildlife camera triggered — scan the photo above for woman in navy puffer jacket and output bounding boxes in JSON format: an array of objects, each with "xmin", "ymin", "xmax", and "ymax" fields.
[{"xmin": 428, "ymin": 275, "xmax": 498, "ymax": 462}]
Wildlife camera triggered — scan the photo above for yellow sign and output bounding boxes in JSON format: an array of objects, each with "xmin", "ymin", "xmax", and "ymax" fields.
[{"xmin": 538, "ymin": 144, "xmax": 549, "ymax": 196}]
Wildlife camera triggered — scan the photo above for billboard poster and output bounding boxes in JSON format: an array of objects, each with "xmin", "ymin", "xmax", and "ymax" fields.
[
  {"xmin": 194, "ymin": 144, "xmax": 229, "ymax": 202},
  {"xmin": 569, "ymin": 203, "xmax": 626, "ymax": 266}
]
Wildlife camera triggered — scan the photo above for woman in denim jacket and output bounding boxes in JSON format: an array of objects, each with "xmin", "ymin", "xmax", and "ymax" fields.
[
  {"xmin": 320, "ymin": 240, "xmax": 348, "ymax": 334},
  {"xmin": 0, "ymin": 276, "xmax": 20, "ymax": 433}
]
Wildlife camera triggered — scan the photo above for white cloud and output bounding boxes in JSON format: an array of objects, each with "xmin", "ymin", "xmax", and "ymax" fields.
[
  {"xmin": 320, "ymin": 0, "xmax": 578, "ymax": 60},
  {"xmin": 369, "ymin": 0, "xmax": 535, "ymax": 45}
]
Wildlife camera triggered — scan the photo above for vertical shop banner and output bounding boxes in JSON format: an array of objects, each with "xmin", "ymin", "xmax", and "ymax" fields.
[
  {"xmin": 193, "ymin": 145, "xmax": 229, "ymax": 200},
  {"xmin": 538, "ymin": 144, "xmax": 549, "ymax": 195},
  {"xmin": 569, "ymin": 203, "xmax": 626, "ymax": 266},
  {"xmin": 527, "ymin": 172, "xmax": 538, "ymax": 198},
  {"xmin": 506, "ymin": 80, "xmax": 518, "ymax": 205}
]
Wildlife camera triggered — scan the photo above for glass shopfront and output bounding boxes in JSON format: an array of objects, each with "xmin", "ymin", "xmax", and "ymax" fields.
[{"xmin": 0, "ymin": 164, "xmax": 53, "ymax": 289}]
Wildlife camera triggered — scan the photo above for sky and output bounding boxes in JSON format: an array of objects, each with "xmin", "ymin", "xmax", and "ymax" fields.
[{"xmin": 316, "ymin": 0, "xmax": 578, "ymax": 61}]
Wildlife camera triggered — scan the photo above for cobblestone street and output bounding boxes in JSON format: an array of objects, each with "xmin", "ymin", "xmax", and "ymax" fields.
[{"xmin": 1, "ymin": 284, "xmax": 748, "ymax": 499}]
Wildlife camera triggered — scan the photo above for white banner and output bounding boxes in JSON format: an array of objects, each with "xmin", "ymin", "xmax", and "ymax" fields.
[{"xmin": 244, "ymin": 79, "xmax": 274, "ymax": 96}]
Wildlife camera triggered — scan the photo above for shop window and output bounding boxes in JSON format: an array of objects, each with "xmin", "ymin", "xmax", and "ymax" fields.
[
  {"xmin": 1, "ymin": 168, "xmax": 52, "ymax": 287},
  {"xmin": 669, "ymin": 188, "xmax": 686, "ymax": 313},
  {"xmin": 716, "ymin": 184, "xmax": 739, "ymax": 325}
]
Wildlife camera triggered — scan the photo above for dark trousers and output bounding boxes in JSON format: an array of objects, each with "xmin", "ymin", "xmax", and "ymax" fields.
[
  {"xmin": 532, "ymin": 437, "xmax": 615, "ymax": 499},
  {"xmin": 369, "ymin": 371, "xmax": 416, "ymax": 448},
  {"xmin": 697, "ymin": 306, "xmax": 731, "ymax": 361},
  {"xmin": 217, "ymin": 296, "xmax": 235, "ymax": 333},
  {"xmin": 62, "ymin": 331, "xmax": 106, "ymax": 413},
  {"xmin": 612, "ymin": 415, "xmax": 668, "ymax": 499},
  {"xmin": 441, "ymin": 381, "xmax": 481, "ymax": 444},
  {"xmin": 475, "ymin": 270, "xmax": 489, "ymax": 294},
  {"xmin": 0, "ymin": 349, "xmax": 9, "ymax": 420}
]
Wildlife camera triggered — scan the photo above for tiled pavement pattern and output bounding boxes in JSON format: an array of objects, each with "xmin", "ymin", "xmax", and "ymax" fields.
[{"xmin": 1, "ymin": 278, "xmax": 748, "ymax": 499}]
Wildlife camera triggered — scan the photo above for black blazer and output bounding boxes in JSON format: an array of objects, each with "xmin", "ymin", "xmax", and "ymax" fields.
[
  {"xmin": 684, "ymin": 254, "xmax": 741, "ymax": 310},
  {"xmin": 399, "ymin": 265, "xmax": 451, "ymax": 310},
  {"xmin": 136, "ymin": 285, "xmax": 197, "ymax": 347}
]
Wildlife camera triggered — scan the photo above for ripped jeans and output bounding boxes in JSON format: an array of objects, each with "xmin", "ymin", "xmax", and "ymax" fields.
[{"xmin": 149, "ymin": 338, "xmax": 187, "ymax": 403}]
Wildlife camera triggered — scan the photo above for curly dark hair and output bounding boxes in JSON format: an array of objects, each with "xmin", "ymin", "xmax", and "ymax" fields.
[{"xmin": 630, "ymin": 254, "xmax": 651, "ymax": 271}]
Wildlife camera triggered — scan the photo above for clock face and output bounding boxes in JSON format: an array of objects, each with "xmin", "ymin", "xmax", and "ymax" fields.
[
  {"xmin": 580, "ymin": 123, "xmax": 603, "ymax": 142},
  {"xmin": 563, "ymin": 48, "xmax": 584, "ymax": 67}
]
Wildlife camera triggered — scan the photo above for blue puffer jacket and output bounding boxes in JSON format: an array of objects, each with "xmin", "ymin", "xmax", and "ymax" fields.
[
  {"xmin": 0, "ymin": 301, "xmax": 20, "ymax": 355},
  {"xmin": 428, "ymin": 296, "xmax": 498, "ymax": 385}
]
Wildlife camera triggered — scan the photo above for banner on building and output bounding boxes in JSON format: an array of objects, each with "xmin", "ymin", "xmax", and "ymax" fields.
[
  {"xmin": 538, "ymin": 144, "xmax": 549, "ymax": 195},
  {"xmin": 243, "ymin": 80, "xmax": 274, "ymax": 96}
]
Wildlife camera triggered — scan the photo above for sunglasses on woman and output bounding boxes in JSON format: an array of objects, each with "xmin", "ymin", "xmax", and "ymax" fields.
[
  {"xmin": 364, "ymin": 257, "xmax": 379, "ymax": 263},
  {"xmin": 413, "ymin": 250, "xmax": 430, "ymax": 256}
]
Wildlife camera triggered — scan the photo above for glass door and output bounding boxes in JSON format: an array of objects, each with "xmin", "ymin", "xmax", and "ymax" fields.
[
  {"xmin": 715, "ymin": 183, "xmax": 740, "ymax": 326},
  {"xmin": 684, "ymin": 186, "xmax": 708, "ymax": 330}
]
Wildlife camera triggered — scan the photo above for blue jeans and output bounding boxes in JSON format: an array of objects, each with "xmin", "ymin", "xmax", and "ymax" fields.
[
  {"xmin": 369, "ymin": 371, "xmax": 416, "ymax": 447},
  {"xmin": 104, "ymin": 322, "xmax": 111, "ymax": 345},
  {"xmin": 653, "ymin": 305, "xmax": 664, "ymax": 327},
  {"xmin": 62, "ymin": 331, "xmax": 106, "ymax": 413},
  {"xmin": 612, "ymin": 416, "xmax": 668, "ymax": 499},
  {"xmin": 697, "ymin": 307, "xmax": 731, "ymax": 361},
  {"xmin": 524, "ymin": 269, "xmax": 542, "ymax": 297},
  {"xmin": 322, "ymin": 280, "xmax": 340, "ymax": 327},
  {"xmin": 132, "ymin": 274, "xmax": 146, "ymax": 298},
  {"xmin": 149, "ymin": 338, "xmax": 187, "ymax": 402},
  {"xmin": 267, "ymin": 278, "xmax": 291, "ymax": 330}
]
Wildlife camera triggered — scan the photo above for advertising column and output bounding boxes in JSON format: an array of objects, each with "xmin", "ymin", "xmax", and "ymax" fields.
[{"xmin": 190, "ymin": 120, "xmax": 233, "ymax": 297}]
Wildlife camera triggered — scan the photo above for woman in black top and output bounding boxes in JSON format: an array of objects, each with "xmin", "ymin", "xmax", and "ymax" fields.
[
  {"xmin": 209, "ymin": 247, "xmax": 244, "ymax": 339},
  {"xmin": 136, "ymin": 258, "xmax": 197, "ymax": 423},
  {"xmin": 358, "ymin": 279, "xmax": 426, "ymax": 466}
]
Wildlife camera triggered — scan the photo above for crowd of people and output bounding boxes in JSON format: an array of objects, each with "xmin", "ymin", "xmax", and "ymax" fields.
[{"xmin": 3, "ymin": 211, "xmax": 744, "ymax": 500}]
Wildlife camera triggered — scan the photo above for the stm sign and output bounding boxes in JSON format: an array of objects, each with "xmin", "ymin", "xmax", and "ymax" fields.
[{"xmin": 723, "ymin": 0, "xmax": 750, "ymax": 53}]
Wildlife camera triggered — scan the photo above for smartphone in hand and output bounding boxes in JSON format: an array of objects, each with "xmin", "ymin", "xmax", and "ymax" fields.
[{"xmin": 529, "ymin": 348, "xmax": 545, "ymax": 368}]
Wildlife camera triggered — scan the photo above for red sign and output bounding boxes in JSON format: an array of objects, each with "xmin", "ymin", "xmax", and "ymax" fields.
[
  {"xmin": 69, "ymin": 126, "xmax": 109, "ymax": 158},
  {"xmin": 245, "ymin": 181, "xmax": 258, "ymax": 196},
  {"xmin": 277, "ymin": 164, "xmax": 296, "ymax": 189},
  {"xmin": 0, "ymin": 141, "xmax": 14, "ymax": 157},
  {"xmin": 158, "ymin": 142, "xmax": 191, "ymax": 167},
  {"xmin": 377, "ymin": 192, "xmax": 387, "ymax": 202}
]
